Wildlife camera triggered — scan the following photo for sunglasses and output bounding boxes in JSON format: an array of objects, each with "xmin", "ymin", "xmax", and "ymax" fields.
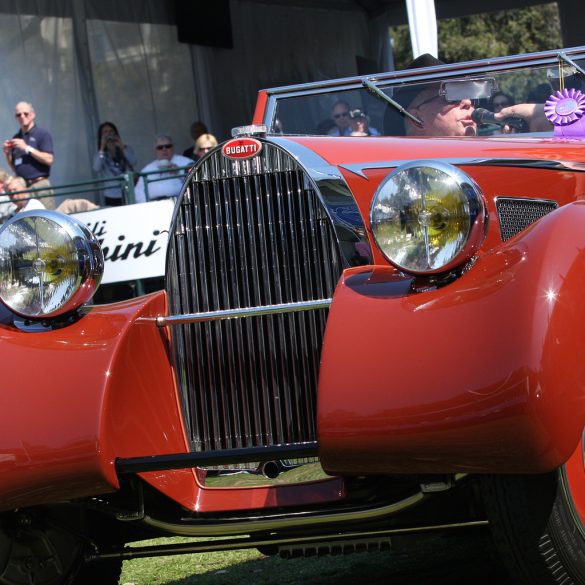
[
  {"xmin": 493, "ymin": 101, "xmax": 510, "ymax": 108},
  {"xmin": 15, "ymin": 112, "xmax": 31, "ymax": 118},
  {"xmin": 156, "ymin": 144, "xmax": 173, "ymax": 150},
  {"xmin": 412, "ymin": 94, "xmax": 448, "ymax": 109},
  {"xmin": 333, "ymin": 112, "xmax": 349, "ymax": 119}
]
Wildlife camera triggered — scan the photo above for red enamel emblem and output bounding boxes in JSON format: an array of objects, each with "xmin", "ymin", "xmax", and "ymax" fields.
[{"xmin": 221, "ymin": 138, "xmax": 262, "ymax": 160}]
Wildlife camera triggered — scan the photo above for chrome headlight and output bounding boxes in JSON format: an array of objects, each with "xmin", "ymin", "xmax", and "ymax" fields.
[
  {"xmin": 370, "ymin": 161, "xmax": 487, "ymax": 274},
  {"xmin": 0, "ymin": 210, "xmax": 104, "ymax": 318}
]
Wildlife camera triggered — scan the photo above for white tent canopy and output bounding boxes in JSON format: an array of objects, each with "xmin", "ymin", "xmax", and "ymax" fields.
[{"xmin": 0, "ymin": 0, "xmax": 392, "ymax": 192}]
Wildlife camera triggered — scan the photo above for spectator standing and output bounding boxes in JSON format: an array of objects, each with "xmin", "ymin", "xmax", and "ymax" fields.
[
  {"xmin": 3, "ymin": 101, "xmax": 55, "ymax": 209},
  {"xmin": 183, "ymin": 120, "xmax": 209, "ymax": 161},
  {"xmin": 134, "ymin": 134, "xmax": 193, "ymax": 203},
  {"xmin": 93, "ymin": 121, "xmax": 137, "ymax": 206}
]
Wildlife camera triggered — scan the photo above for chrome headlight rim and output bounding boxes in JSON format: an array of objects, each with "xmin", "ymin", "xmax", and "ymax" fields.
[
  {"xmin": 0, "ymin": 210, "xmax": 104, "ymax": 319},
  {"xmin": 369, "ymin": 160, "xmax": 488, "ymax": 275}
]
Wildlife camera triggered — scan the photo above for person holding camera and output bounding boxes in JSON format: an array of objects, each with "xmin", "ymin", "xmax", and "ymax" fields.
[
  {"xmin": 93, "ymin": 121, "xmax": 137, "ymax": 206},
  {"xmin": 3, "ymin": 101, "xmax": 55, "ymax": 209}
]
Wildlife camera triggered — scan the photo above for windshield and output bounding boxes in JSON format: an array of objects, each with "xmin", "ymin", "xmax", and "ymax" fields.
[{"xmin": 268, "ymin": 55, "xmax": 585, "ymax": 138}]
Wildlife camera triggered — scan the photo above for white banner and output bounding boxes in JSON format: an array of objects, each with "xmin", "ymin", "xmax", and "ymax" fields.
[{"xmin": 73, "ymin": 199, "xmax": 175, "ymax": 285}]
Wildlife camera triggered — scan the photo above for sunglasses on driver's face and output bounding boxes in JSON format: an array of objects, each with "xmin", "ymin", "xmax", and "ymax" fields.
[{"xmin": 412, "ymin": 94, "xmax": 464, "ymax": 109}]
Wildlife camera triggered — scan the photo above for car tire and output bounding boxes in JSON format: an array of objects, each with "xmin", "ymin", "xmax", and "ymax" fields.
[{"xmin": 482, "ymin": 439, "xmax": 585, "ymax": 584}]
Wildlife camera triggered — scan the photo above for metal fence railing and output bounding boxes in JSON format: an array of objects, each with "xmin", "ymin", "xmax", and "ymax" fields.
[{"xmin": 0, "ymin": 163, "xmax": 193, "ymax": 215}]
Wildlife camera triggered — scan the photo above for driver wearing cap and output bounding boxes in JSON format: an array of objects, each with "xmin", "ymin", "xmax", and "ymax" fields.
[
  {"xmin": 390, "ymin": 53, "xmax": 552, "ymax": 136},
  {"xmin": 395, "ymin": 54, "xmax": 477, "ymax": 137}
]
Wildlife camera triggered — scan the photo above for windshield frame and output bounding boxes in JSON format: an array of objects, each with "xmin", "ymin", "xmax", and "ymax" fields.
[{"xmin": 261, "ymin": 46, "xmax": 585, "ymax": 137}]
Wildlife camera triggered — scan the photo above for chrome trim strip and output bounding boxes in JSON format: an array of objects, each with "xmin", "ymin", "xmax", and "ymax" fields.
[
  {"xmin": 155, "ymin": 299, "xmax": 332, "ymax": 327},
  {"xmin": 340, "ymin": 157, "xmax": 585, "ymax": 179},
  {"xmin": 143, "ymin": 492, "xmax": 426, "ymax": 537},
  {"xmin": 494, "ymin": 196, "xmax": 559, "ymax": 205},
  {"xmin": 268, "ymin": 136, "xmax": 373, "ymax": 265}
]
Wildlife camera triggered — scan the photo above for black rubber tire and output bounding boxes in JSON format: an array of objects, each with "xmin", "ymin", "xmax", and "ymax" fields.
[{"xmin": 482, "ymin": 470, "xmax": 585, "ymax": 584}]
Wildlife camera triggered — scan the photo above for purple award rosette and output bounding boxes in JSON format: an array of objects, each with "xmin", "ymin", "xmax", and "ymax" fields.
[{"xmin": 544, "ymin": 88, "xmax": 585, "ymax": 137}]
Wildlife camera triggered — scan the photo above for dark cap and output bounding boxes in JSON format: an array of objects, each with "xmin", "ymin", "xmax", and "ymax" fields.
[
  {"xmin": 393, "ymin": 53, "xmax": 445, "ymax": 109},
  {"xmin": 384, "ymin": 54, "xmax": 445, "ymax": 135},
  {"xmin": 349, "ymin": 108, "xmax": 367, "ymax": 120},
  {"xmin": 406, "ymin": 53, "xmax": 445, "ymax": 70}
]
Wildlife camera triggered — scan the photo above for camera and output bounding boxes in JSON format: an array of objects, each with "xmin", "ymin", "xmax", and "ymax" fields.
[{"xmin": 106, "ymin": 134, "xmax": 116, "ymax": 142}]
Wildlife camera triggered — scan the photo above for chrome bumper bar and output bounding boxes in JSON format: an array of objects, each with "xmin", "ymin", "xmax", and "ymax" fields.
[{"xmin": 154, "ymin": 298, "xmax": 332, "ymax": 327}]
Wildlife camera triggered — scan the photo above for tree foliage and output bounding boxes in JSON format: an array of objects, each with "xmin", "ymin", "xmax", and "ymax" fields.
[{"xmin": 390, "ymin": 4, "xmax": 562, "ymax": 70}]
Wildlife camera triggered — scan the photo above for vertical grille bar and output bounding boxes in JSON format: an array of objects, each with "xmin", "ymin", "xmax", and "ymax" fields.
[{"xmin": 167, "ymin": 143, "xmax": 343, "ymax": 452}]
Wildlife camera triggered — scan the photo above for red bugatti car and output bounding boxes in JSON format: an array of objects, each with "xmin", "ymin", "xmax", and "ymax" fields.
[{"xmin": 1, "ymin": 46, "xmax": 585, "ymax": 584}]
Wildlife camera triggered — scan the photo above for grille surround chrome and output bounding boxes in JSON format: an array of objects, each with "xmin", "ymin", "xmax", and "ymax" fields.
[{"xmin": 166, "ymin": 139, "xmax": 371, "ymax": 453}]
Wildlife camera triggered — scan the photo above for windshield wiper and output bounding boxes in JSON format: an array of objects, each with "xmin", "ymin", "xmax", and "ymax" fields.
[
  {"xmin": 362, "ymin": 78, "xmax": 424, "ymax": 129},
  {"xmin": 558, "ymin": 51, "xmax": 585, "ymax": 81}
]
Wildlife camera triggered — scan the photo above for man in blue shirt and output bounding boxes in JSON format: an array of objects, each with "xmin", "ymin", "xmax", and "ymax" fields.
[
  {"xmin": 3, "ymin": 101, "xmax": 55, "ymax": 208},
  {"xmin": 328, "ymin": 100, "xmax": 352, "ymax": 136}
]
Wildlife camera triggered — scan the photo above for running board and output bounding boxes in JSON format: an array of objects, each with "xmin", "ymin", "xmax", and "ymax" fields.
[{"xmin": 87, "ymin": 520, "xmax": 489, "ymax": 562}]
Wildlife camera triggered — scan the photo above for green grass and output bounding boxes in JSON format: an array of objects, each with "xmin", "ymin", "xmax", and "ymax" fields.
[{"xmin": 119, "ymin": 531, "xmax": 515, "ymax": 585}]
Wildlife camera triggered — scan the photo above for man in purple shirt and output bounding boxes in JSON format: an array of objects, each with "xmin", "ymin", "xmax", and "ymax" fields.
[{"xmin": 3, "ymin": 101, "xmax": 55, "ymax": 208}]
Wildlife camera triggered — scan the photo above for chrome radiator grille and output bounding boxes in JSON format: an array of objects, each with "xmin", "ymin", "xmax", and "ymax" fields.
[
  {"xmin": 496, "ymin": 197, "xmax": 558, "ymax": 241},
  {"xmin": 166, "ymin": 143, "xmax": 343, "ymax": 452}
]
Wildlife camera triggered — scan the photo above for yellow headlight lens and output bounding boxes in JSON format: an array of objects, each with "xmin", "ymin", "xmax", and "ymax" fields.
[
  {"xmin": 0, "ymin": 211, "xmax": 103, "ymax": 318},
  {"xmin": 370, "ymin": 161, "xmax": 487, "ymax": 274}
]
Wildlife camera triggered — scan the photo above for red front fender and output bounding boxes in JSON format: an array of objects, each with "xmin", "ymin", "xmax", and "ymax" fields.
[
  {"xmin": 318, "ymin": 201, "xmax": 585, "ymax": 475},
  {"xmin": 0, "ymin": 292, "xmax": 186, "ymax": 512}
]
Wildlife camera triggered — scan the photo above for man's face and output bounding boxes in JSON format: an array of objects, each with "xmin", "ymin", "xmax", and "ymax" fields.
[
  {"xmin": 6, "ymin": 181, "xmax": 27, "ymax": 209},
  {"xmin": 15, "ymin": 103, "xmax": 35, "ymax": 131},
  {"xmin": 155, "ymin": 138, "xmax": 174, "ymax": 161},
  {"xmin": 332, "ymin": 104, "xmax": 350, "ymax": 132},
  {"xmin": 408, "ymin": 89, "xmax": 476, "ymax": 137}
]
